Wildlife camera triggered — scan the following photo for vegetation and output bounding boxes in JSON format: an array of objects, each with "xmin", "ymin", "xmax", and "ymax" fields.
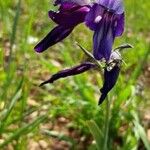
[{"xmin": 0, "ymin": 0, "xmax": 150, "ymax": 149}]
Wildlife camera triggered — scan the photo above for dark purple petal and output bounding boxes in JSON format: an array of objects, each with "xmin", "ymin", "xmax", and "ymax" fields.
[
  {"xmin": 34, "ymin": 26, "xmax": 73, "ymax": 53},
  {"xmin": 40, "ymin": 62, "xmax": 96, "ymax": 86},
  {"xmin": 93, "ymin": 13, "xmax": 115, "ymax": 61},
  {"xmin": 49, "ymin": 5, "xmax": 90, "ymax": 28},
  {"xmin": 35, "ymin": 2, "xmax": 89, "ymax": 53},
  {"xmin": 59, "ymin": 2, "xmax": 79, "ymax": 11},
  {"xmin": 114, "ymin": 13, "xmax": 124, "ymax": 36},
  {"xmin": 98, "ymin": 65, "xmax": 120, "ymax": 105},
  {"xmin": 85, "ymin": 4, "xmax": 104, "ymax": 30},
  {"xmin": 54, "ymin": 0, "xmax": 61, "ymax": 5}
]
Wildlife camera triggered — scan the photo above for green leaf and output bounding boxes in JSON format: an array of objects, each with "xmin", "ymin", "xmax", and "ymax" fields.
[
  {"xmin": 132, "ymin": 112, "xmax": 150, "ymax": 150},
  {"xmin": 0, "ymin": 78, "xmax": 23, "ymax": 132}
]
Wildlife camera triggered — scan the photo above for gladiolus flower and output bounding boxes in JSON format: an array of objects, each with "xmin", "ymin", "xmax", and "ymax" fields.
[{"xmin": 35, "ymin": 0, "xmax": 124, "ymax": 61}]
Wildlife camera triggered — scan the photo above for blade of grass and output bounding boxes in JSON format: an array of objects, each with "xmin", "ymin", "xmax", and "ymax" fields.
[
  {"xmin": 42, "ymin": 129, "xmax": 76, "ymax": 146},
  {"xmin": 7, "ymin": 0, "xmax": 21, "ymax": 70},
  {"xmin": 87, "ymin": 120, "xmax": 103, "ymax": 150},
  {"xmin": 130, "ymin": 45, "xmax": 150, "ymax": 84},
  {"xmin": 5, "ymin": 101, "xmax": 51, "ymax": 127},
  {"xmin": 132, "ymin": 112, "xmax": 150, "ymax": 150},
  {"xmin": 0, "ymin": 115, "xmax": 48, "ymax": 148},
  {"xmin": 0, "ymin": 63, "xmax": 16, "ymax": 102},
  {"xmin": 134, "ymin": 121, "xmax": 150, "ymax": 150},
  {"xmin": 117, "ymin": 45, "xmax": 150, "ymax": 107},
  {"xmin": 1, "ymin": 0, "xmax": 21, "ymax": 102},
  {"xmin": 0, "ymin": 78, "xmax": 23, "ymax": 132}
]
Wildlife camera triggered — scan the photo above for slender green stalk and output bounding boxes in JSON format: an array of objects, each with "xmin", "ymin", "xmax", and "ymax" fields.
[
  {"xmin": 103, "ymin": 97, "xmax": 110, "ymax": 150},
  {"xmin": 1, "ymin": 0, "xmax": 21, "ymax": 102},
  {"xmin": 7, "ymin": 0, "xmax": 21, "ymax": 70},
  {"xmin": 0, "ymin": 78, "xmax": 23, "ymax": 133}
]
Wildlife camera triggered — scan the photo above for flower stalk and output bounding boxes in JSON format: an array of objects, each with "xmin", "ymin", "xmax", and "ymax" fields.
[{"xmin": 103, "ymin": 96, "xmax": 110, "ymax": 150}]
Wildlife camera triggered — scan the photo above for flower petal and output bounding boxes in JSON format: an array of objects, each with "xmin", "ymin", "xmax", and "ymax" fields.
[
  {"xmin": 98, "ymin": 65, "xmax": 120, "ymax": 105},
  {"xmin": 97, "ymin": 0, "xmax": 124, "ymax": 14},
  {"xmin": 85, "ymin": 3, "xmax": 104, "ymax": 30},
  {"xmin": 93, "ymin": 15, "xmax": 115, "ymax": 60},
  {"xmin": 58, "ymin": 2, "xmax": 80, "ymax": 11},
  {"xmin": 34, "ymin": 26, "xmax": 73, "ymax": 53},
  {"xmin": 49, "ymin": 5, "xmax": 90, "ymax": 28},
  {"xmin": 40, "ymin": 62, "xmax": 96, "ymax": 86},
  {"xmin": 115, "ymin": 13, "xmax": 125, "ymax": 36}
]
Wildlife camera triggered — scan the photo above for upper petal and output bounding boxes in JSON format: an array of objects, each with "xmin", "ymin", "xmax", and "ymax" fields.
[
  {"xmin": 85, "ymin": 3, "xmax": 105, "ymax": 30},
  {"xmin": 97, "ymin": 0, "xmax": 124, "ymax": 14},
  {"xmin": 34, "ymin": 25, "xmax": 73, "ymax": 53},
  {"xmin": 49, "ymin": 5, "xmax": 90, "ymax": 28}
]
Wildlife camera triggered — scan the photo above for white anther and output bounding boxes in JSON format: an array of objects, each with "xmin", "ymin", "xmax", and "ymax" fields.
[{"xmin": 94, "ymin": 15, "xmax": 102, "ymax": 23}]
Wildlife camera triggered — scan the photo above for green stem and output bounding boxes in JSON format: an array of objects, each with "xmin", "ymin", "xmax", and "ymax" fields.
[
  {"xmin": 103, "ymin": 97, "xmax": 110, "ymax": 150},
  {"xmin": 7, "ymin": 0, "xmax": 21, "ymax": 71}
]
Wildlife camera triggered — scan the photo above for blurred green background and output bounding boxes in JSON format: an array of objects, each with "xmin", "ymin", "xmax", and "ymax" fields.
[{"xmin": 0, "ymin": 0, "xmax": 150, "ymax": 149}]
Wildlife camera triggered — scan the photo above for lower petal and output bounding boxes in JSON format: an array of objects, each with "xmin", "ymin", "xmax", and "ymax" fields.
[
  {"xmin": 40, "ymin": 62, "xmax": 96, "ymax": 86},
  {"xmin": 99, "ymin": 65, "xmax": 120, "ymax": 105}
]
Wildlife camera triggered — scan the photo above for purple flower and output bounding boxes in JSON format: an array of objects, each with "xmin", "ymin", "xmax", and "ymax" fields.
[
  {"xmin": 35, "ymin": 0, "xmax": 124, "ymax": 61},
  {"xmin": 35, "ymin": 0, "xmax": 125, "ymax": 105}
]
